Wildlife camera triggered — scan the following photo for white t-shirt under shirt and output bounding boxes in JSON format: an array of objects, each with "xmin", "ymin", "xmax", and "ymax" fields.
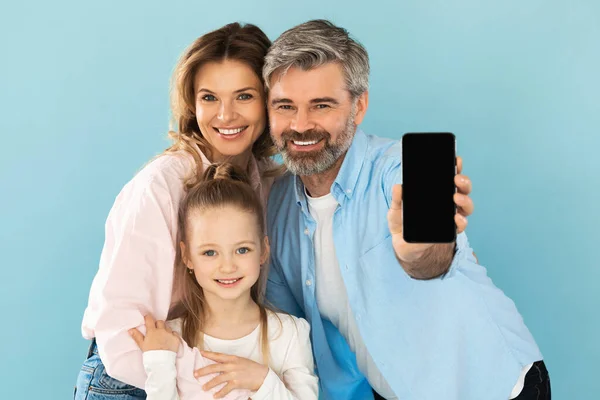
[
  {"xmin": 305, "ymin": 191, "xmax": 531, "ymax": 400},
  {"xmin": 307, "ymin": 191, "xmax": 399, "ymax": 399},
  {"xmin": 142, "ymin": 311, "xmax": 318, "ymax": 400}
]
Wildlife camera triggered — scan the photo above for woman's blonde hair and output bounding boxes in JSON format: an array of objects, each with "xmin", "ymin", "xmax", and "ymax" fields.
[
  {"xmin": 169, "ymin": 163, "xmax": 274, "ymax": 364},
  {"xmin": 165, "ymin": 23, "xmax": 279, "ymax": 187}
]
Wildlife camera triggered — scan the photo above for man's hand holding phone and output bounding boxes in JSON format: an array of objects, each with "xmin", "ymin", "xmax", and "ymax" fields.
[
  {"xmin": 388, "ymin": 156, "xmax": 474, "ymax": 264},
  {"xmin": 387, "ymin": 132, "xmax": 475, "ymax": 279}
]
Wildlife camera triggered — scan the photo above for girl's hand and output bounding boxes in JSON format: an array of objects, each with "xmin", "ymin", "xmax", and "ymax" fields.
[
  {"xmin": 129, "ymin": 315, "xmax": 181, "ymax": 353},
  {"xmin": 194, "ymin": 351, "xmax": 269, "ymax": 398}
]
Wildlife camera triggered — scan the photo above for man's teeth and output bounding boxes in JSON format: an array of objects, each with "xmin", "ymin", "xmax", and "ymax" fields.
[
  {"xmin": 217, "ymin": 278, "xmax": 240, "ymax": 284},
  {"xmin": 293, "ymin": 139, "xmax": 319, "ymax": 146},
  {"xmin": 217, "ymin": 127, "xmax": 245, "ymax": 135}
]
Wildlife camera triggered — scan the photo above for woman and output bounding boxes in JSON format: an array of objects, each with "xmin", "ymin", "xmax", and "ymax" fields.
[{"xmin": 75, "ymin": 22, "xmax": 279, "ymax": 400}]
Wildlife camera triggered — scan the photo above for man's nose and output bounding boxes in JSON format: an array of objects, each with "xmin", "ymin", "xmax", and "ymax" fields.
[{"xmin": 290, "ymin": 108, "xmax": 314, "ymax": 133}]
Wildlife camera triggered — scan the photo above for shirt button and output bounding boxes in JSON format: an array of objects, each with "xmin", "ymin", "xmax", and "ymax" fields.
[
  {"xmin": 304, "ymin": 228, "xmax": 309, "ymax": 235},
  {"xmin": 306, "ymin": 280, "xmax": 312, "ymax": 286},
  {"xmin": 346, "ymin": 189, "xmax": 352, "ymax": 194}
]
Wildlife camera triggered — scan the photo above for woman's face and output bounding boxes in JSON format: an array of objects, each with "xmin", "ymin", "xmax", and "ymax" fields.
[{"xmin": 194, "ymin": 59, "xmax": 267, "ymax": 162}]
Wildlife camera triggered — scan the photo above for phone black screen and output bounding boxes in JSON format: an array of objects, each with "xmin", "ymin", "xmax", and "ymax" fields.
[{"xmin": 401, "ymin": 132, "xmax": 457, "ymax": 243}]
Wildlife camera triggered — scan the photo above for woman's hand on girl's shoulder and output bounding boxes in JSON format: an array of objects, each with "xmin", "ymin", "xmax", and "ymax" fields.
[
  {"xmin": 129, "ymin": 315, "xmax": 181, "ymax": 353},
  {"xmin": 194, "ymin": 351, "xmax": 269, "ymax": 398}
]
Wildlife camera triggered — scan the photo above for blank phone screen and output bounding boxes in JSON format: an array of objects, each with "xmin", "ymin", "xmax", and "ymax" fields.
[{"xmin": 401, "ymin": 133, "xmax": 457, "ymax": 243}]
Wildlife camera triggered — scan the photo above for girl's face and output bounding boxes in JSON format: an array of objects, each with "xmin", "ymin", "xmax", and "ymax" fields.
[
  {"xmin": 181, "ymin": 205, "xmax": 268, "ymax": 303},
  {"xmin": 194, "ymin": 59, "xmax": 267, "ymax": 163}
]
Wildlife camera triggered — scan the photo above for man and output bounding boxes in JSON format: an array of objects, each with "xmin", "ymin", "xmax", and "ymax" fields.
[{"xmin": 264, "ymin": 20, "xmax": 548, "ymax": 400}]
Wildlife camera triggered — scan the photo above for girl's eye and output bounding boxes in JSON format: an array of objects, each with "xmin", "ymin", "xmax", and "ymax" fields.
[
  {"xmin": 238, "ymin": 93, "xmax": 253, "ymax": 101},
  {"xmin": 203, "ymin": 250, "xmax": 217, "ymax": 256},
  {"xmin": 236, "ymin": 247, "xmax": 250, "ymax": 255},
  {"xmin": 201, "ymin": 94, "xmax": 217, "ymax": 101}
]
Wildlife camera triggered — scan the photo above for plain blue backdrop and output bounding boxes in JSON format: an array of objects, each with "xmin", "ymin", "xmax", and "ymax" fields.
[{"xmin": 1, "ymin": 0, "xmax": 597, "ymax": 398}]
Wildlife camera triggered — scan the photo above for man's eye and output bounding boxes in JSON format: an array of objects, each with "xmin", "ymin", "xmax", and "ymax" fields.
[
  {"xmin": 203, "ymin": 250, "xmax": 217, "ymax": 256},
  {"xmin": 315, "ymin": 104, "xmax": 330, "ymax": 109},
  {"xmin": 278, "ymin": 105, "xmax": 293, "ymax": 110},
  {"xmin": 236, "ymin": 247, "xmax": 250, "ymax": 255}
]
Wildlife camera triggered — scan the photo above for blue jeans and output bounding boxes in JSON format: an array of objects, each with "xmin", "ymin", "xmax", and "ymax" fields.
[{"xmin": 74, "ymin": 339, "xmax": 147, "ymax": 399}]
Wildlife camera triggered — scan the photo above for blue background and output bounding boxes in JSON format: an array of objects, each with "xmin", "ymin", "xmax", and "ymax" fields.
[{"xmin": 1, "ymin": 1, "xmax": 597, "ymax": 398}]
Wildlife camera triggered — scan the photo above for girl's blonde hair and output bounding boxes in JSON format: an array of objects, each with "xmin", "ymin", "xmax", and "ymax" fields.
[
  {"xmin": 169, "ymin": 163, "xmax": 273, "ymax": 364},
  {"xmin": 164, "ymin": 22, "xmax": 280, "ymax": 187}
]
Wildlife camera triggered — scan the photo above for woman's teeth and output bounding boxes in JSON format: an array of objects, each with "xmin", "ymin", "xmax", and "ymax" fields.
[
  {"xmin": 217, "ymin": 127, "xmax": 246, "ymax": 135},
  {"xmin": 293, "ymin": 139, "xmax": 319, "ymax": 146}
]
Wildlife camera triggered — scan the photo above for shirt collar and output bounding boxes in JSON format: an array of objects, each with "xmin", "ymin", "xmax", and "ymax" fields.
[
  {"xmin": 332, "ymin": 128, "xmax": 368, "ymax": 200},
  {"xmin": 246, "ymin": 154, "xmax": 262, "ymax": 191}
]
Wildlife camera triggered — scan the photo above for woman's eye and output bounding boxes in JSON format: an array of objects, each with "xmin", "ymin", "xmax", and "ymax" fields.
[
  {"xmin": 236, "ymin": 247, "xmax": 250, "ymax": 255},
  {"xmin": 201, "ymin": 94, "xmax": 217, "ymax": 101},
  {"xmin": 203, "ymin": 250, "xmax": 217, "ymax": 256},
  {"xmin": 238, "ymin": 93, "xmax": 253, "ymax": 101}
]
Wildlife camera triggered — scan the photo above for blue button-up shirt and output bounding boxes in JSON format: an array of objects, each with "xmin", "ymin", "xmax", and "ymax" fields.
[{"xmin": 266, "ymin": 129, "xmax": 542, "ymax": 400}]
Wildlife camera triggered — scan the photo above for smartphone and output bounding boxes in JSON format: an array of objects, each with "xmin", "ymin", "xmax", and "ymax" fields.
[{"xmin": 401, "ymin": 132, "xmax": 457, "ymax": 243}]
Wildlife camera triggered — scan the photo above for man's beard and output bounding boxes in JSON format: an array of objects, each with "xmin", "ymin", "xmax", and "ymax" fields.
[{"xmin": 275, "ymin": 108, "xmax": 357, "ymax": 176}]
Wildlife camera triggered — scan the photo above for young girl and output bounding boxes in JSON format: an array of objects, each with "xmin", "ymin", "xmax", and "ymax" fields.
[
  {"xmin": 129, "ymin": 163, "xmax": 319, "ymax": 400},
  {"xmin": 76, "ymin": 23, "xmax": 283, "ymax": 400}
]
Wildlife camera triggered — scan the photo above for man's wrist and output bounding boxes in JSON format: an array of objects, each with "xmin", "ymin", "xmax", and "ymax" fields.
[{"xmin": 400, "ymin": 242, "xmax": 456, "ymax": 280}]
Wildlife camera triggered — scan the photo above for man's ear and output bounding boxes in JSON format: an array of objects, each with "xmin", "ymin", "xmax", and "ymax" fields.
[{"xmin": 353, "ymin": 90, "xmax": 369, "ymax": 125}]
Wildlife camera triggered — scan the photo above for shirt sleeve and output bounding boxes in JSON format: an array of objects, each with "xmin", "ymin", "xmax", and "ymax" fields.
[
  {"xmin": 91, "ymin": 177, "xmax": 179, "ymax": 388},
  {"xmin": 143, "ymin": 351, "xmax": 180, "ymax": 400},
  {"xmin": 89, "ymin": 176, "xmax": 250, "ymax": 400},
  {"xmin": 251, "ymin": 318, "xmax": 319, "ymax": 400},
  {"xmin": 383, "ymin": 154, "xmax": 402, "ymax": 208}
]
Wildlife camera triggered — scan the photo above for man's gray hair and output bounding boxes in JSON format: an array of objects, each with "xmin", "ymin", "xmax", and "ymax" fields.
[{"xmin": 263, "ymin": 20, "xmax": 369, "ymax": 98}]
